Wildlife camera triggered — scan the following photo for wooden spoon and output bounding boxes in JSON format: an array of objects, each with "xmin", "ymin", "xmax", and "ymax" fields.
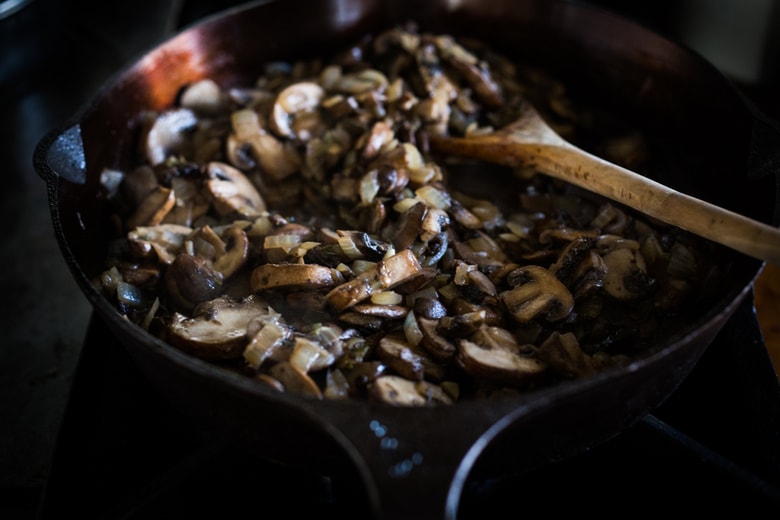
[{"xmin": 430, "ymin": 103, "xmax": 780, "ymax": 265}]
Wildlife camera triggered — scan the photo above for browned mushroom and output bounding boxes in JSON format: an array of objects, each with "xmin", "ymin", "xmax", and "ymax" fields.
[
  {"xmin": 230, "ymin": 108, "xmax": 301, "ymax": 181},
  {"xmin": 376, "ymin": 334, "xmax": 426, "ymax": 381},
  {"xmin": 601, "ymin": 246, "xmax": 653, "ymax": 301},
  {"xmin": 166, "ymin": 295, "xmax": 269, "ymax": 361},
  {"xmin": 213, "ymin": 225, "xmax": 250, "ymax": 279},
  {"xmin": 501, "ymin": 265, "xmax": 574, "ymax": 323},
  {"xmin": 270, "ymin": 81, "xmax": 326, "ymax": 140},
  {"xmin": 416, "ymin": 315, "xmax": 456, "ymax": 361},
  {"xmin": 456, "ymin": 336, "xmax": 546, "ymax": 387},
  {"xmin": 250, "ymin": 263, "xmax": 343, "ymax": 292},
  {"xmin": 164, "ymin": 253, "xmax": 223, "ymax": 312},
  {"xmin": 127, "ymin": 224, "xmax": 193, "ymax": 264},
  {"xmin": 143, "ymin": 108, "xmax": 198, "ymax": 165},
  {"xmin": 267, "ymin": 361, "xmax": 323, "ymax": 399},
  {"xmin": 368, "ymin": 375, "xmax": 453, "ymax": 406},
  {"xmin": 179, "ymin": 78, "xmax": 227, "ymax": 117},
  {"xmin": 125, "ymin": 185, "xmax": 176, "ymax": 230},
  {"xmin": 205, "ymin": 161, "xmax": 266, "ymax": 218}
]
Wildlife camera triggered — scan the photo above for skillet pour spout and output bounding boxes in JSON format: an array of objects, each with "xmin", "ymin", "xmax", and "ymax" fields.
[{"xmin": 34, "ymin": 0, "xmax": 777, "ymax": 518}]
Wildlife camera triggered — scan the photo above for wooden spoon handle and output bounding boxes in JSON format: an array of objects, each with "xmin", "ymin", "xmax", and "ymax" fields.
[
  {"xmin": 543, "ymin": 142, "xmax": 780, "ymax": 264},
  {"xmin": 431, "ymin": 134, "xmax": 780, "ymax": 264}
]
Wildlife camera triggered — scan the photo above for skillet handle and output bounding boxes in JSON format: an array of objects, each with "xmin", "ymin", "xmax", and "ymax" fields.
[
  {"xmin": 33, "ymin": 124, "xmax": 87, "ymax": 185},
  {"xmin": 317, "ymin": 400, "xmax": 521, "ymax": 520}
]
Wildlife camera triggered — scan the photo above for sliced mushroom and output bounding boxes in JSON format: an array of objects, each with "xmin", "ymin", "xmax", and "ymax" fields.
[
  {"xmin": 213, "ymin": 225, "xmax": 250, "ymax": 279},
  {"xmin": 412, "ymin": 297, "xmax": 447, "ymax": 319},
  {"xmin": 392, "ymin": 201, "xmax": 427, "ymax": 251},
  {"xmin": 602, "ymin": 247, "xmax": 652, "ymax": 301},
  {"xmin": 250, "ymin": 263, "xmax": 342, "ymax": 292},
  {"xmin": 267, "ymin": 361, "xmax": 323, "ymax": 399},
  {"xmin": 163, "ymin": 177, "xmax": 211, "ymax": 226},
  {"xmin": 549, "ymin": 236, "xmax": 596, "ymax": 286},
  {"xmin": 376, "ymin": 334, "xmax": 425, "ymax": 381},
  {"xmin": 270, "ymin": 81, "xmax": 325, "ymax": 140},
  {"xmin": 125, "ymin": 185, "xmax": 176, "ymax": 230},
  {"xmin": 164, "ymin": 253, "xmax": 223, "ymax": 312},
  {"xmin": 369, "ymin": 375, "xmax": 452, "ymax": 406},
  {"xmin": 350, "ymin": 303, "xmax": 408, "ymax": 319},
  {"xmin": 416, "ymin": 316, "xmax": 456, "ymax": 361},
  {"xmin": 127, "ymin": 224, "xmax": 193, "ymax": 264},
  {"xmin": 206, "ymin": 161, "xmax": 266, "ymax": 218},
  {"xmin": 326, "ymin": 249, "xmax": 423, "ymax": 312},
  {"xmin": 144, "ymin": 108, "xmax": 198, "ymax": 165},
  {"xmin": 501, "ymin": 265, "xmax": 574, "ymax": 323},
  {"xmin": 179, "ymin": 78, "xmax": 227, "ymax": 116},
  {"xmin": 166, "ymin": 295, "xmax": 268, "ymax": 361},
  {"xmin": 231, "ymin": 108, "xmax": 301, "ymax": 181},
  {"xmin": 456, "ymin": 338, "xmax": 546, "ymax": 387}
]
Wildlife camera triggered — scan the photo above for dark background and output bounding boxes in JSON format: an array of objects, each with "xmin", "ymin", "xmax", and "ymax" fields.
[{"xmin": 1, "ymin": 0, "xmax": 778, "ymax": 518}]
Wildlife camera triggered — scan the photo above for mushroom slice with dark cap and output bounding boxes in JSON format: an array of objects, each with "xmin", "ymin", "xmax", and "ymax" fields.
[
  {"xmin": 205, "ymin": 161, "xmax": 266, "ymax": 218},
  {"xmin": 270, "ymin": 81, "xmax": 325, "ymax": 141},
  {"xmin": 369, "ymin": 375, "xmax": 453, "ymax": 406},
  {"xmin": 501, "ymin": 265, "xmax": 574, "ymax": 323},
  {"xmin": 416, "ymin": 316, "xmax": 456, "ymax": 361},
  {"xmin": 231, "ymin": 108, "xmax": 301, "ymax": 181},
  {"xmin": 213, "ymin": 225, "xmax": 250, "ymax": 279},
  {"xmin": 166, "ymin": 295, "xmax": 269, "ymax": 361},
  {"xmin": 456, "ymin": 337, "xmax": 547, "ymax": 387},
  {"xmin": 601, "ymin": 246, "xmax": 653, "ymax": 301},
  {"xmin": 143, "ymin": 108, "xmax": 198, "ymax": 165}
]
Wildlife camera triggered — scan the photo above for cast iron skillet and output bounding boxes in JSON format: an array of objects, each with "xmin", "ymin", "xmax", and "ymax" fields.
[{"xmin": 34, "ymin": 0, "xmax": 779, "ymax": 517}]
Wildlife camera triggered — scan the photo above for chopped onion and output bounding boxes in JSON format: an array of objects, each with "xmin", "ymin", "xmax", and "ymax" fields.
[
  {"xmin": 403, "ymin": 310, "xmax": 423, "ymax": 347},
  {"xmin": 264, "ymin": 234, "xmax": 301, "ymax": 252},
  {"xmin": 338, "ymin": 235, "xmax": 363, "ymax": 259},
  {"xmin": 352, "ymin": 259, "xmax": 377, "ymax": 275},
  {"xmin": 416, "ymin": 185, "xmax": 451, "ymax": 210},
  {"xmin": 290, "ymin": 337, "xmax": 335, "ymax": 372},
  {"xmin": 393, "ymin": 196, "xmax": 424, "ymax": 213},
  {"xmin": 141, "ymin": 297, "xmax": 160, "ymax": 330},
  {"xmin": 359, "ymin": 169, "xmax": 380, "ymax": 204},
  {"xmin": 371, "ymin": 291, "xmax": 403, "ymax": 305},
  {"xmin": 324, "ymin": 368, "xmax": 350, "ymax": 399}
]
